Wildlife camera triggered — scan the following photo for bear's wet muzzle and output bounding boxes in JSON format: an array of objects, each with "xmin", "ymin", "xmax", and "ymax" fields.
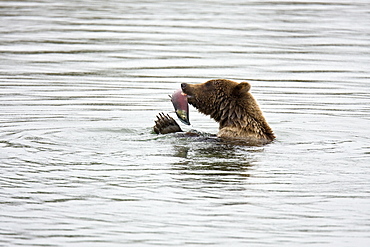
[{"xmin": 181, "ymin": 83, "xmax": 194, "ymax": 98}]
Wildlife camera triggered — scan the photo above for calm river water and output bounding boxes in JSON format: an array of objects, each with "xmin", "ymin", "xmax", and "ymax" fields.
[{"xmin": 1, "ymin": 0, "xmax": 370, "ymax": 246}]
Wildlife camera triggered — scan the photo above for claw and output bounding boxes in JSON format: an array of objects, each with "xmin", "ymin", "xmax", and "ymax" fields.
[{"xmin": 153, "ymin": 113, "xmax": 182, "ymax": 134}]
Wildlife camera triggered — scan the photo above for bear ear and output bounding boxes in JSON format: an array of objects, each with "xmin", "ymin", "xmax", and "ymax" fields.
[{"xmin": 232, "ymin": 82, "xmax": 251, "ymax": 97}]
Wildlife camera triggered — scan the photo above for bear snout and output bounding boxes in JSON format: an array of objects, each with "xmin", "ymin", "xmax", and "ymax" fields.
[
  {"xmin": 181, "ymin": 83, "xmax": 188, "ymax": 91},
  {"xmin": 181, "ymin": 83, "xmax": 192, "ymax": 95}
]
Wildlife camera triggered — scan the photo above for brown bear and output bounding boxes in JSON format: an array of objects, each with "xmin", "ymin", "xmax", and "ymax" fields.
[{"xmin": 154, "ymin": 79, "xmax": 275, "ymax": 145}]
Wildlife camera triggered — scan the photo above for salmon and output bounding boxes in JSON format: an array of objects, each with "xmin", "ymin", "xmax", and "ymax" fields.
[{"xmin": 170, "ymin": 89, "xmax": 190, "ymax": 125}]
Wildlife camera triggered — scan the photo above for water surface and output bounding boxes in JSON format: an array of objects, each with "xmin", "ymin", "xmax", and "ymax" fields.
[{"xmin": 1, "ymin": 0, "xmax": 370, "ymax": 246}]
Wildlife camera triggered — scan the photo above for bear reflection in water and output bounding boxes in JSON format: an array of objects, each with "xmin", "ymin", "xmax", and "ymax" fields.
[{"xmin": 154, "ymin": 79, "xmax": 275, "ymax": 146}]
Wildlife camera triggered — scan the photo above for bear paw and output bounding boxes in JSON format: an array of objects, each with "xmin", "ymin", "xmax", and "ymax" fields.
[{"xmin": 153, "ymin": 112, "xmax": 183, "ymax": 134}]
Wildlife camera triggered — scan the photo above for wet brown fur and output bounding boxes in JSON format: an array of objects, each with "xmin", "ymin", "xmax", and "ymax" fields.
[{"xmin": 182, "ymin": 79, "xmax": 275, "ymax": 145}]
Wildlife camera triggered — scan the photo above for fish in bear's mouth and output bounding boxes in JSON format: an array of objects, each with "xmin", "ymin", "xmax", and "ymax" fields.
[{"xmin": 170, "ymin": 89, "xmax": 190, "ymax": 125}]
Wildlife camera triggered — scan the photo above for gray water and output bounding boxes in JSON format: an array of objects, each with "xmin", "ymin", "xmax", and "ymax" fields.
[{"xmin": 1, "ymin": 0, "xmax": 370, "ymax": 246}]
